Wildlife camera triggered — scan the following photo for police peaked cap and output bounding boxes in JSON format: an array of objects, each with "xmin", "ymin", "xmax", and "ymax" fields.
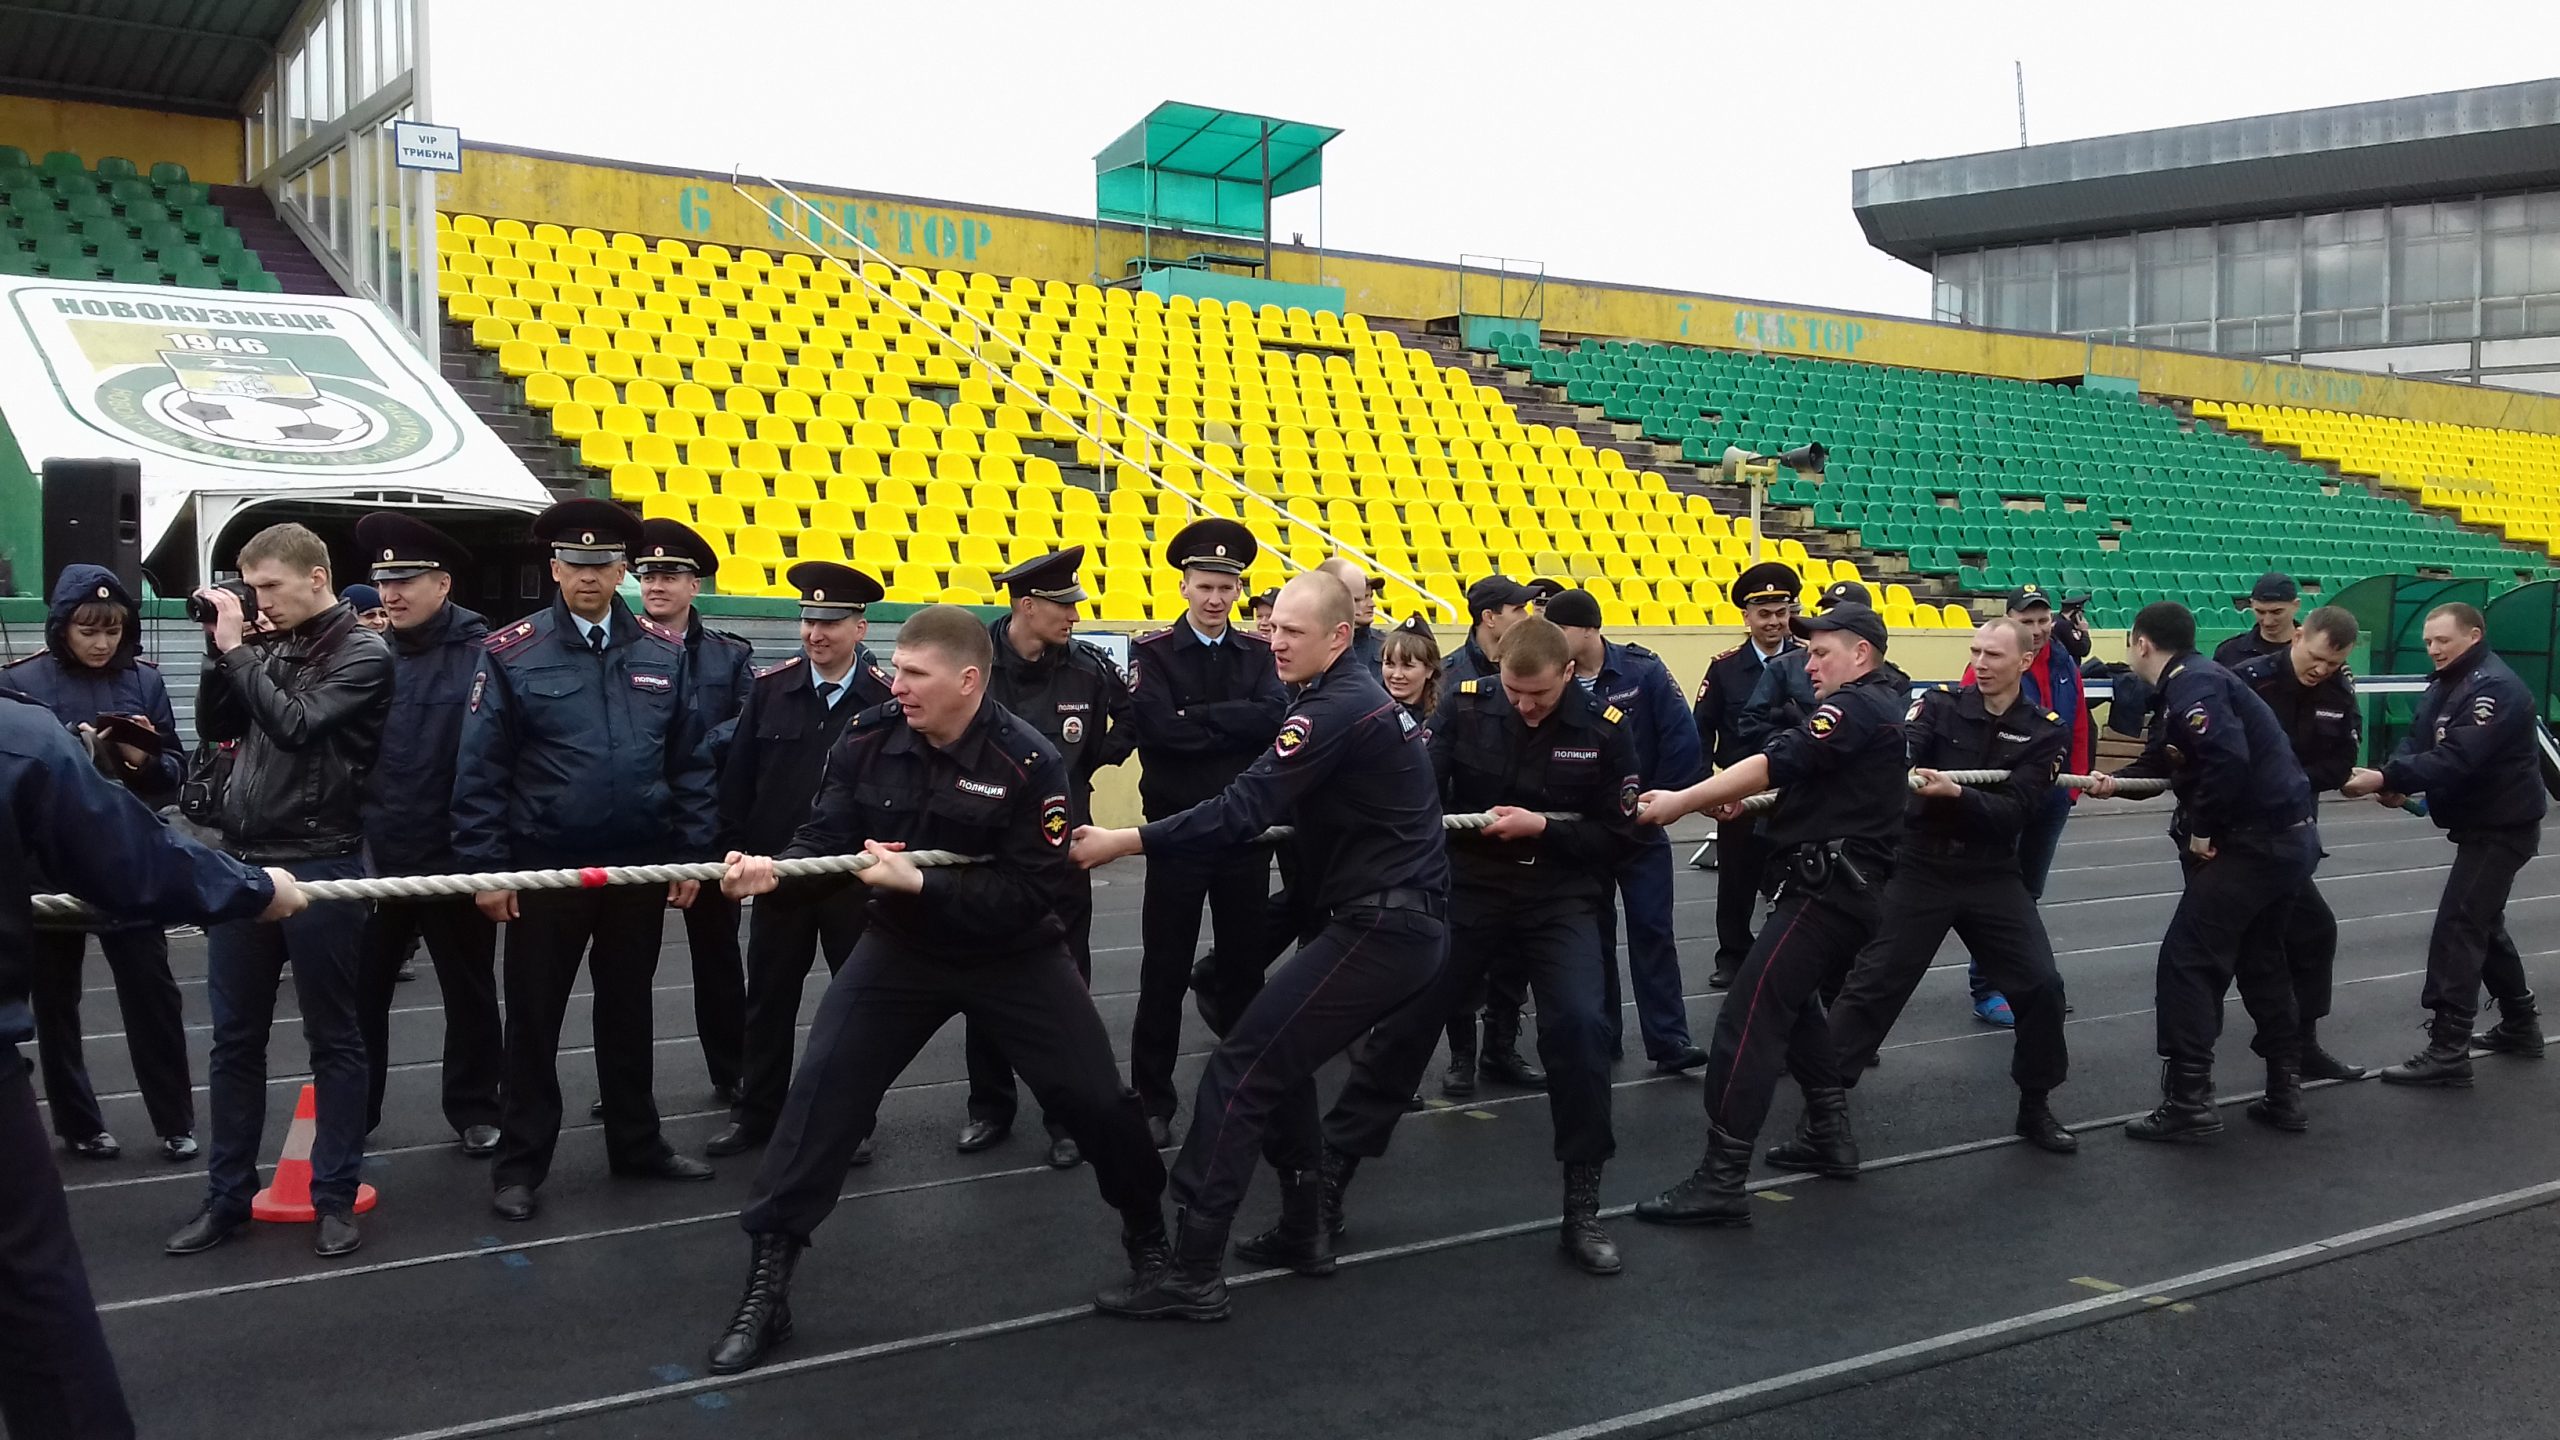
[
  {"xmin": 994, "ymin": 546, "xmax": 1089, "ymax": 604},
  {"xmin": 1731, "ymin": 561, "xmax": 1800, "ymax": 608},
  {"xmin": 785, "ymin": 560, "xmax": 884, "ymax": 619},
  {"xmin": 353, "ymin": 511, "xmax": 467, "ymax": 580},
  {"xmin": 1164, "ymin": 518, "xmax": 1256, "ymax": 574},
  {"xmin": 532, "ymin": 498, "xmax": 642, "ymax": 564},
  {"xmin": 634, "ymin": 517, "xmax": 720, "ymax": 576}
]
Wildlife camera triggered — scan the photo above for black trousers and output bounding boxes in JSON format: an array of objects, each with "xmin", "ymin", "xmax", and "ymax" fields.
[
  {"xmin": 680, "ymin": 888, "xmax": 748, "ymax": 1092},
  {"xmin": 1132, "ymin": 844, "xmax": 1271, "ymax": 1119},
  {"xmin": 0, "ymin": 1054, "xmax": 132, "ymax": 1440},
  {"xmin": 2155, "ymin": 830, "xmax": 2315, "ymax": 1067},
  {"xmin": 1697, "ymin": 884, "xmax": 1877, "ymax": 1143},
  {"xmin": 1328, "ymin": 890, "xmax": 1614, "ymax": 1164},
  {"xmin": 733, "ymin": 886, "xmax": 870, "ymax": 1134},
  {"xmin": 741, "ymin": 930, "xmax": 1164, "ymax": 1243},
  {"xmin": 358, "ymin": 896, "xmax": 500, "ymax": 1134},
  {"xmin": 29, "ymin": 927, "xmax": 192, "ymax": 1142},
  {"xmin": 1828, "ymin": 851, "xmax": 2067, "ymax": 1093},
  {"xmin": 492, "ymin": 886, "xmax": 675, "ymax": 1190},
  {"xmin": 1714, "ymin": 814, "xmax": 1771, "ymax": 969},
  {"xmin": 2280, "ymin": 878, "xmax": 2340, "ymax": 1023},
  {"xmin": 2420, "ymin": 826, "xmax": 2540, "ymax": 1027},
  {"xmin": 963, "ymin": 877, "xmax": 1093, "ymax": 1135},
  {"xmin": 1172, "ymin": 905, "xmax": 1446, "ymax": 1228}
]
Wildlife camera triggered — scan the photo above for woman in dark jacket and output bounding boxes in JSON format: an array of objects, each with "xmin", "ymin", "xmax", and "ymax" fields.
[
  {"xmin": 1380, "ymin": 615, "xmax": 1443, "ymax": 725},
  {"xmin": 3, "ymin": 564, "xmax": 197, "ymax": 1160}
]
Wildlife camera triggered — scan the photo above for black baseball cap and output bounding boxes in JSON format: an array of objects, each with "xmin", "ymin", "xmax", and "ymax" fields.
[
  {"xmin": 2250, "ymin": 571, "xmax": 2300, "ymax": 603},
  {"xmin": 1818, "ymin": 580, "xmax": 1870, "ymax": 610},
  {"xmin": 1791, "ymin": 601, "xmax": 1888, "ymax": 652},
  {"xmin": 1542, "ymin": 588, "xmax": 1604, "ymax": 629},
  {"xmin": 2007, "ymin": 583, "xmax": 2054, "ymax": 614},
  {"xmin": 1465, "ymin": 575, "xmax": 1538, "ymax": 615}
]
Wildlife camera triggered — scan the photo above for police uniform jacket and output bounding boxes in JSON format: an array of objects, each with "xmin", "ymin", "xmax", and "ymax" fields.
[
  {"xmin": 2381, "ymin": 641, "xmax": 2548, "ymax": 833},
  {"xmin": 5, "ymin": 563, "xmax": 184, "ymax": 801},
  {"xmin": 2231, "ymin": 650, "xmax": 2360, "ymax": 792},
  {"xmin": 1692, "ymin": 637, "xmax": 1796, "ymax": 773},
  {"xmin": 717, "ymin": 646, "xmax": 890, "ymax": 857},
  {"xmin": 1442, "ymin": 633, "xmax": 1498, "ymax": 688},
  {"xmin": 1758, "ymin": 667, "xmax": 1908, "ymax": 880},
  {"xmin": 1351, "ymin": 623, "xmax": 1385, "ymax": 676},
  {"xmin": 1127, "ymin": 620, "xmax": 1287, "ymax": 819},
  {"xmin": 1902, "ymin": 685, "xmax": 2066, "ymax": 855},
  {"xmin": 1743, "ymin": 649, "xmax": 1912, "ymax": 757},
  {"xmin": 2212, "ymin": 627, "xmax": 2287, "ymax": 669},
  {"xmin": 683, "ymin": 613, "xmax": 757, "ymax": 769},
  {"xmin": 0, "ymin": 689, "xmax": 275, "ymax": 1044},
  {"xmin": 779, "ymin": 696, "xmax": 1074, "ymax": 960},
  {"xmin": 451, "ymin": 595, "xmax": 717, "ymax": 870},
  {"xmin": 987, "ymin": 614, "xmax": 1135, "ymax": 825},
  {"xmin": 1141, "ymin": 649, "xmax": 1449, "ymax": 913},
  {"xmin": 362, "ymin": 601, "xmax": 489, "ymax": 874},
  {"xmin": 1433, "ymin": 676, "xmax": 1644, "ymax": 898},
  {"xmin": 2117, "ymin": 653, "xmax": 2313, "ymax": 841},
  {"xmin": 1589, "ymin": 638, "xmax": 1705, "ymax": 794}
]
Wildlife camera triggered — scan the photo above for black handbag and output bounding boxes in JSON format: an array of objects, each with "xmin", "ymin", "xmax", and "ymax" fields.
[{"xmin": 177, "ymin": 738, "xmax": 235, "ymax": 825}]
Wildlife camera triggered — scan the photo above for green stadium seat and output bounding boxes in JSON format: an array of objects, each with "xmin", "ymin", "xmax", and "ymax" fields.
[
  {"xmin": 0, "ymin": 146, "xmax": 27, "ymax": 170},
  {"xmin": 148, "ymin": 161, "xmax": 189, "ymax": 187},
  {"xmin": 94, "ymin": 156, "xmax": 137, "ymax": 181},
  {"xmin": 160, "ymin": 181, "xmax": 208, "ymax": 209},
  {"xmin": 39, "ymin": 151, "xmax": 84, "ymax": 179}
]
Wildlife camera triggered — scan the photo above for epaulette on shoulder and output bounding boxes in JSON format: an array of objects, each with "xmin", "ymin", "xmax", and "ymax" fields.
[
  {"xmin": 2044, "ymin": 709, "xmax": 2061, "ymax": 724},
  {"xmin": 135, "ymin": 655, "xmax": 158, "ymax": 668},
  {"xmin": 755, "ymin": 655, "xmax": 804, "ymax": 680},
  {"xmin": 847, "ymin": 699, "xmax": 900, "ymax": 732},
  {"xmin": 634, "ymin": 615, "xmax": 684, "ymax": 647},
  {"xmin": 1935, "ymin": 682, "xmax": 1953, "ymax": 693},
  {"xmin": 484, "ymin": 618, "xmax": 537, "ymax": 654},
  {"xmin": 1712, "ymin": 643, "xmax": 1742, "ymax": 661},
  {"xmin": 1620, "ymin": 641, "xmax": 1658, "ymax": 660},
  {"xmin": 1132, "ymin": 626, "xmax": 1174, "ymax": 646},
  {"xmin": 1458, "ymin": 678, "xmax": 1483, "ymax": 695},
  {"xmin": 2, "ymin": 652, "xmax": 40, "ymax": 668},
  {"xmin": 710, "ymin": 626, "xmax": 755, "ymax": 651}
]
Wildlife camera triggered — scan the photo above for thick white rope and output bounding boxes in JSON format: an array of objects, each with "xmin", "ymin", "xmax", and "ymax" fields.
[{"xmin": 32, "ymin": 775, "xmax": 2175, "ymax": 924}]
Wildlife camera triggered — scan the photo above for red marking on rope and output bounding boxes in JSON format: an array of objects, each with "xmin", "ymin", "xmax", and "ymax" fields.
[{"xmin": 579, "ymin": 868, "xmax": 610, "ymax": 888}]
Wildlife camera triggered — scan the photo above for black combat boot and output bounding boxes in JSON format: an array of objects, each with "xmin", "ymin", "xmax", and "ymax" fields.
[
  {"xmin": 1762, "ymin": 1087, "xmax": 1859, "ymax": 1178},
  {"xmin": 2245, "ymin": 1055, "xmax": 2309, "ymax": 1133},
  {"xmin": 2015, "ymin": 1090, "xmax": 2078, "ymax": 1153},
  {"xmin": 1633, "ymin": 1125, "xmax": 1755, "ymax": 1227},
  {"xmin": 2124, "ymin": 1062, "xmax": 2223, "ymax": 1142},
  {"xmin": 706, "ymin": 1233, "xmax": 802, "ymax": 1375},
  {"xmin": 1317, "ymin": 1144, "xmax": 1358, "ymax": 1240},
  {"xmin": 1093, "ymin": 1209, "xmax": 1231, "ymax": 1321},
  {"xmin": 2473, "ymin": 992, "xmax": 2546, "ymax": 1059},
  {"xmin": 2380, "ymin": 1015, "xmax": 2475, "ymax": 1087},
  {"xmin": 1477, "ymin": 1010, "xmax": 1547, "ymax": 1089},
  {"xmin": 1559, "ymin": 1163, "xmax": 1622, "ymax": 1275},
  {"xmin": 2297, "ymin": 1019, "xmax": 2370, "ymax": 1082},
  {"xmin": 1442, "ymin": 1015, "xmax": 1479, "ymax": 1098},
  {"xmin": 1233, "ymin": 1166, "xmax": 1335, "ymax": 1276}
]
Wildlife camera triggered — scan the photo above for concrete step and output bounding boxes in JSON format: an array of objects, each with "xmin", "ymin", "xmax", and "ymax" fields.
[{"xmin": 205, "ymin": 185, "xmax": 341, "ymax": 297}]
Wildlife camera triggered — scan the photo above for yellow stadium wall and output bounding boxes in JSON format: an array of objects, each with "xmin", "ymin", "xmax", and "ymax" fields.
[
  {"xmin": 0, "ymin": 94, "xmax": 242, "ymax": 184},
  {"xmin": 1072, "ymin": 625, "xmax": 2064, "ymax": 827},
  {"xmin": 441, "ymin": 142, "xmax": 2560, "ymax": 437}
]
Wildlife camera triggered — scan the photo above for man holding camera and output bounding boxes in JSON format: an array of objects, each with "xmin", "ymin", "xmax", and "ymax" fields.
[{"xmin": 165, "ymin": 523, "xmax": 393, "ymax": 1261}]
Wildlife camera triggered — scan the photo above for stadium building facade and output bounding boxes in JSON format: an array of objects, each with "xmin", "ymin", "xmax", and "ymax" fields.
[{"xmin": 1854, "ymin": 78, "xmax": 2560, "ymax": 394}]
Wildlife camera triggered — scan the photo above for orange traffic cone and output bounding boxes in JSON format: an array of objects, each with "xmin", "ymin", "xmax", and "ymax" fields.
[{"xmin": 252, "ymin": 1083, "xmax": 379, "ymax": 1223}]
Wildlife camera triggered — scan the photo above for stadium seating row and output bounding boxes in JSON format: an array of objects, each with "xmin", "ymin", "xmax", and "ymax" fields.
[
  {"xmin": 2200, "ymin": 400, "xmax": 2560, "ymax": 558},
  {"xmin": 1492, "ymin": 336, "xmax": 2554, "ymax": 627},
  {"xmin": 437, "ymin": 213, "xmax": 1959, "ymax": 629},
  {"xmin": 0, "ymin": 146, "xmax": 278, "ymax": 291}
]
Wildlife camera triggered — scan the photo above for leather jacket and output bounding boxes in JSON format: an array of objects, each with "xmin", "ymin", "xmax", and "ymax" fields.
[{"xmin": 197, "ymin": 601, "xmax": 393, "ymax": 862}]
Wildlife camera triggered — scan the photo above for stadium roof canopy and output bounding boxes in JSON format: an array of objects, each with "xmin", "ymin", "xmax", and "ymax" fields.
[
  {"xmin": 1852, "ymin": 77, "xmax": 2560, "ymax": 268},
  {"xmin": 1096, "ymin": 101, "xmax": 1342, "ymax": 239},
  {"xmin": 0, "ymin": 0, "xmax": 305, "ymax": 116}
]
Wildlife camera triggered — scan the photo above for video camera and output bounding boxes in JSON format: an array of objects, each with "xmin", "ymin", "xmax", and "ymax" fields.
[{"xmin": 185, "ymin": 578, "xmax": 256, "ymax": 626}]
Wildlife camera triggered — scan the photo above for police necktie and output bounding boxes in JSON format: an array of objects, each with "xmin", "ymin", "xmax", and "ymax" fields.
[
  {"xmin": 815, "ymin": 680, "xmax": 840, "ymax": 708},
  {"xmin": 587, "ymin": 624, "xmax": 606, "ymax": 653}
]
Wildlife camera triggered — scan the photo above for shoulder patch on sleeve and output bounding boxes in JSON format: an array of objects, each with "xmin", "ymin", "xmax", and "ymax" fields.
[
  {"xmin": 1274, "ymin": 714, "xmax": 1313, "ymax": 758},
  {"xmin": 2472, "ymin": 693, "xmax": 2498, "ymax": 723},
  {"xmin": 1905, "ymin": 693, "xmax": 1929, "ymax": 722},
  {"xmin": 1808, "ymin": 702, "xmax": 1842, "ymax": 738},
  {"xmin": 1041, "ymin": 794, "xmax": 1070, "ymax": 846},
  {"xmin": 755, "ymin": 655, "xmax": 805, "ymax": 680},
  {"xmin": 485, "ymin": 619, "xmax": 537, "ymax": 654},
  {"xmin": 2184, "ymin": 703, "xmax": 2211, "ymax": 735}
]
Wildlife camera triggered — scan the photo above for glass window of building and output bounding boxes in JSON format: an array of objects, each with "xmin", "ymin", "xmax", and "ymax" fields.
[
  {"xmin": 1984, "ymin": 243, "xmax": 2056, "ymax": 331},
  {"xmin": 1932, "ymin": 251, "xmax": 1980, "ymax": 325},
  {"xmin": 2484, "ymin": 192, "xmax": 2560, "ymax": 338},
  {"xmin": 2057, "ymin": 236, "xmax": 2132, "ymax": 332},
  {"xmin": 2391, "ymin": 200, "xmax": 2477, "ymax": 342}
]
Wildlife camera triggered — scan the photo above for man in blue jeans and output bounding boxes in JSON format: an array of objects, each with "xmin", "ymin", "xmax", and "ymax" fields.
[
  {"xmin": 164, "ymin": 522, "xmax": 392, "ymax": 1261},
  {"xmin": 1963, "ymin": 585, "xmax": 2085, "ymax": 1026}
]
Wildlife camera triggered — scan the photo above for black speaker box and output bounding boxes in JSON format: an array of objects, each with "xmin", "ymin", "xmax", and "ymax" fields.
[{"xmin": 40, "ymin": 457, "xmax": 143, "ymax": 597}]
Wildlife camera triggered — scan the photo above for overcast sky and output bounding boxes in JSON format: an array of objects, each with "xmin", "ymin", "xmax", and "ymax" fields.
[{"xmin": 429, "ymin": 0, "xmax": 2560, "ymax": 320}]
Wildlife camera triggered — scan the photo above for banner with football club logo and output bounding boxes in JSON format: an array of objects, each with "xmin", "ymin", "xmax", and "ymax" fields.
[{"xmin": 0, "ymin": 277, "xmax": 549, "ymax": 555}]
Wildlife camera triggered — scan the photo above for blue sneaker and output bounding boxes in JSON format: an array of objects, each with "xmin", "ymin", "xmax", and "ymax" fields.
[{"xmin": 1973, "ymin": 993, "xmax": 2016, "ymax": 1027}]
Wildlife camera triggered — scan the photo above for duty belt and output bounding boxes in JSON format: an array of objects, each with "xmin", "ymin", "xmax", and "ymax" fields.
[
  {"xmin": 1899, "ymin": 833, "xmax": 2017, "ymax": 862},
  {"xmin": 1335, "ymin": 886, "xmax": 1447, "ymax": 920}
]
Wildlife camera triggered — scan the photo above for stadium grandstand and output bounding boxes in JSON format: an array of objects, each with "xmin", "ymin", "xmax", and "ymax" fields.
[{"xmin": 14, "ymin": 6, "xmax": 2560, "ymax": 1436}]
